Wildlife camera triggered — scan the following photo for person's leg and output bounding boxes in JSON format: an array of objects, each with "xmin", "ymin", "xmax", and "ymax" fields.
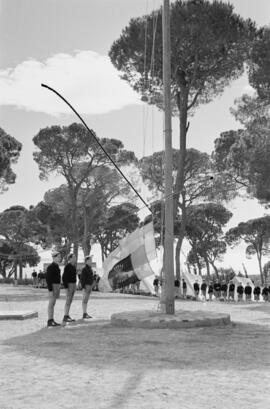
[
  {"xmin": 82, "ymin": 285, "xmax": 92, "ymax": 318},
  {"xmin": 48, "ymin": 292, "xmax": 56, "ymax": 321},
  {"xmin": 64, "ymin": 283, "xmax": 76, "ymax": 318},
  {"xmin": 47, "ymin": 284, "xmax": 60, "ymax": 326}
]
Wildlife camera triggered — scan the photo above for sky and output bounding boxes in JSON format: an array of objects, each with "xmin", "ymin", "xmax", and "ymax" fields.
[{"xmin": 0, "ymin": 0, "xmax": 270, "ymax": 274}]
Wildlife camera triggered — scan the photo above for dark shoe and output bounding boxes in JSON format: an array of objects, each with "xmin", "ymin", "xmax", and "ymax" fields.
[
  {"xmin": 63, "ymin": 315, "xmax": 75, "ymax": 323},
  {"xmin": 83, "ymin": 313, "xmax": 92, "ymax": 319},
  {"xmin": 47, "ymin": 319, "xmax": 60, "ymax": 327}
]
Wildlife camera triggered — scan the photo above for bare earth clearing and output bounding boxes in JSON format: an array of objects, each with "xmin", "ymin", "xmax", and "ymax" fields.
[{"xmin": 0, "ymin": 285, "xmax": 270, "ymax": 409}]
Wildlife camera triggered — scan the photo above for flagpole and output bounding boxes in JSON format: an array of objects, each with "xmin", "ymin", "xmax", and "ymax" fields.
[{"xmin": 160, "ymin": 0, "xmax": 175, "ymax": 314}]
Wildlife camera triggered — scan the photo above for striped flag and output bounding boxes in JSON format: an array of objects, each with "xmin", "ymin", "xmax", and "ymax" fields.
[{"xmin": 99, "ymin": 222, "xmax": 156, "ymax": 291}]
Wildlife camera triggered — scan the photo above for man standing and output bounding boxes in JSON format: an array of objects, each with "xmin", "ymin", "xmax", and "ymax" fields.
[
  {"xmin": 46, "ymin": 251, "xmax": 62, "ymax": 327},
  {"xmin": 237, "ymin": 282, "xmax": 244, "ymax": 301},
  {"xmin": 32, "ymin": 270, "xmax": 37, "ymax": 288},
  {"xmin": 228, "ymin": 280, "xmax": 235, "ymax": 301},
  {"xmin": 80, "ymin": 255, "xmax": 94, "ymax": 319},
  {"xmin": 201, "ymin": 279, "xmax": 207, "ymax": 300},
  {"xmin": 221, "ymin": 280, "xmax": 228, "ymax": 300},
  {"xmin": 182, "ymin": 279, "xmax": 187, "ymax": 299},
  {"xmin": 62, "ymin": 253, "xmax": 77, "ymax": 323},
  {"xmin": 244, "ymin": 282, "xmax": 252, "ymax": 301},
  {"xmin": 253, "ymin": 284, "xmax": 261, "ymax": 302},
  {"xmin": 193, "ymin": 280, "xmax": 200, "ymax": 300}
]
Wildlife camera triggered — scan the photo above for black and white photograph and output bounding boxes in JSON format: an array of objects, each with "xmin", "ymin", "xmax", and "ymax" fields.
[{"xmin": 0, "ymin": 0, "xmax": 270, "ymax": 408}]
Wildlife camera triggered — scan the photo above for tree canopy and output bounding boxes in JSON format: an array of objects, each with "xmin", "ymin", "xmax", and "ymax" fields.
[
  {"xmin": 0, "ymin": 128, "xmax": 22, "ymax": 193},
  {"xmin": 225, "ymin": 216, "xmax": 270, "ymax": 284},
  {"xmin": 33, "ymin": 123, "xmax": 137, "ymax": 258}
]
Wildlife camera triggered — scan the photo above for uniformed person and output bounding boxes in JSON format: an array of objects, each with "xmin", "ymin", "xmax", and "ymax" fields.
[
  {"xmin": 46, "ymin": 251, "xmax": 62, "ymax": 327},
  {"xmin": 228, "ymin": 280, "xmax": 235, "ymax": 301},
  {"xmin": 201, "ymin": 279, "xmax": 207, "ymax": 299},
  {"xmin": 244, "ymin": 282, "xmax": 252, "ymax": 301},
  {"xmin": 193, "ymin": 280, "xmax": 200, "ymax": 300},
  {"xmin": 253, "ymin": 285, "xmax": 261, "ymax": 301},
  {"xmin": 62, "ymin": 253, "xmax": 77, "ymax": 323},
  {"xmin": 80, "ymin": 255, "xmax": 94, "ymax": 319}
]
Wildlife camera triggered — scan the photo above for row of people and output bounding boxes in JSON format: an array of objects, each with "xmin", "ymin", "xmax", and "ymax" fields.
[
  {"xmin": 192, "ymin": 279, "xmax": 270, "ymax": 301},
  {"xmin": 154, "ymin": 276, "xmax": 270, "ymax": 302},
  {"xmin": 46, "ymin": 252, "xmax": 95, "ymax": 327}
]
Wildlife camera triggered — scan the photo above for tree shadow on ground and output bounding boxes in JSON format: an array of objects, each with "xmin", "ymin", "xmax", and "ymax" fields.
[{"xmin": 3, "ymin": 320, "xmax": 270, "ymax": 374}]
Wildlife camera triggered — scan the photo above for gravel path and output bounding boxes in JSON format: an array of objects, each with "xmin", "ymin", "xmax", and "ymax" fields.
[{"xmin": 0, "ymin": 285, "xmax": 270, "ymax": 409}]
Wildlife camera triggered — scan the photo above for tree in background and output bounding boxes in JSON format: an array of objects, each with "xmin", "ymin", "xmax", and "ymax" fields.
[
  {"xmin": 95, "ymin": 202, "xmax": 140, "ymax": 260},
  {"xmin": 186, "ymin": 247, "xmax": 206, "ymax": 276},
  {"xmin": 140, "ymin": 148, "xmax": 228, "ymax": 278},
  {"xmin": 33, "ymin": 123, "xmax": 137, "ymax": 259},
  {"xmin": 0, "ymin": 206, "xmax": 42, "ymax": 278},
  {"xmin": 185, "ymin": 203, "xmax": 232, "ymax": 278},
  {"xmin": 263, "ymin": 261, "xmax": 270, "ymax": 284},
  {"xmin": 109, "ymin": 0, "xmax": 257, "ymax": 272},
  {"xmin": 225, "ymin": 216, "xmax": 270, "ymax": 285},
  {"xmin": 212, "ymin": 27, "xmax": 270, "ymax": 205},
  {"xmin": 0, "ymin": 127, "xmax": 22, "ymax": 193},
  {"xmin": 78, "ymin": 165, "xmax": 131, "ymax": 257}
]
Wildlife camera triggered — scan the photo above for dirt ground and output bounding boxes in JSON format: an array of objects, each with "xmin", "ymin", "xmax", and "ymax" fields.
[{"xmin": 0, "ymin": 284, "xmax": 270, "ymax": 409}]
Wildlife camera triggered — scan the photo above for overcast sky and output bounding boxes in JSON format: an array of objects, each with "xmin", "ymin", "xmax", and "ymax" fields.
[{"xmin": 0, "ymin": 0, "xmax": 270, "ymax": 272}]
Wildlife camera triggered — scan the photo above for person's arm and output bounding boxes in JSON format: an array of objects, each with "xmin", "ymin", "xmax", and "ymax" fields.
[
  {"xmin": 89, "ymin": 267, "xmax": 94, "ymax": 286},
  {"xmin": 46, "ymin": 265, "xmax": 53, "ymax": 291}
]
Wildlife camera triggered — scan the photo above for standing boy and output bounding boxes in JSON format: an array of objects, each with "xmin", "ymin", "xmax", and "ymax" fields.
[
  {"xmin": 46, "ymin": 251, "xmax": 62, "ymax": 327},
  {"xmin": 80, "ymin": 255, "xmax": 94, "ymax": 319},
  {"xmin": 62, "ymin": 253, "xmax": 77, "ymax": 323}
]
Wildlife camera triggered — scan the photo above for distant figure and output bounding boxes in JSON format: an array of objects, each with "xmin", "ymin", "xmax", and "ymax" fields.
[
  {"xmin": 80, "ymin": 255, "xmax": 94, "ymax": 319},
  {"xmin": 221, "ymin": 281, "xmax": 228, "ymax": 300},
  {"xmin": 228, "ymin": 281, "xmax": 235, "ymax": 301},
  {"xmin": 200, "ymin": 279, "xmax": 207, "ymax": 300},
  {"xmin": 32, "ymin": 270, "xmax": 38, "ymax": 287},
  {"xmin": 213, "ymin": 281, "xmax": 221, "ymax": 300},
  {"xmin": 208, "ymin": 282, "xmax": 214, "ymax": 301},
  {"xmin": 37, "ymin": 270, "xmax": 43, "ymax": 288},
  {"xmin": 92, "ymin": 273, "xmax": 100, "ymax": 291},
  {"xmin": 253, "ymin": 285, "xmax": 261, "ymax": 302},
  {"xmin": 237, "ymin": 282, "xmax": 244, "ymax": 301},
  {"xmin": 182, "ymin": 279, "xmax": 187, "ymax": 299},
  {"xmin": 174, "ymin": 278, "xmax": 180, "ymax": 298},
  {"xmin": 62, "ymin": 253, "xmax": 77, "ymax": 323},
  {"xmin": 153, "ymin": 276, "xmax": 159, "ymax": 297},
  {"xmin": 46, "ymin": 251, "xmax": 62, "ymax": 327},
  {"xmin": 262, "ymin": 285, "xmax": 269, "ymax": 302},
  {"xmin": 193, "ymin": 280, "xmax": 200, "ymax": 300},
  {"xmin": 244, "ymin": 282, "xmax": 252, "ymax": 301}
]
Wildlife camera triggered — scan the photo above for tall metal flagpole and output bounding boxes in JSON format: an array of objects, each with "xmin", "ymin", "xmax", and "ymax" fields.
[{"xmin": 161, "ymin": 0, "xmax": 175, "ymax": 314}]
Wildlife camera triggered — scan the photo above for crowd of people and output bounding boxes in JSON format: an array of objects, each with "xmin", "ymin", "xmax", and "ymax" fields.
[
  {"xmin": 31, "ymin": 251, "xmax": 100, "ymax": 327},
  {"xmin": 153, "ymin": 275, "xmax": 270, "ymax": 302}
]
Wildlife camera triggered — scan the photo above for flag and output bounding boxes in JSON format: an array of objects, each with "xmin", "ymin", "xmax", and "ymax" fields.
[{"xmin": 99, "ymin": 222, "xmax": 156, "ymax": 291}]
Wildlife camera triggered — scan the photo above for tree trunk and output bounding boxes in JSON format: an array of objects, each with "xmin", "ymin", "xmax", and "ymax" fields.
[
  {"xmin": 186, "ymin": 262, "xmax": 192, "ymax": 274},
  {"xmin": 82, "ymin": 206, "xmax": 91, "ymax": 257},
  {"xmin": 209, "ymin": 260, "xmax": 219, "ymax": 279},
  {"xmin": 175, "ymin": 191, "xmax": 187, "ymax": 280},
  {"xmin": 173, "ymin": 87, "xmax": 188, "ymax": 219},
  {"xmin": 257, "ymin": 252, "xmax": 264, "ymax": 285},
  {"xmin": 14, "ymin": 260, "xmax": 17, "ymax": 280},
  {"xmin": 175, "ymin": 236, "xmax": 182, "ymax": 281},
  {"xmin": 70, "ymin": 193, "xmax": 79, "ymax": 262},
  {"xmin": 204, "ymin": 256, "xmax": 210, "ymax": 279},
  {"xmin": 19, "ymin": 258, "xmax": 23, "ymax": 280},
  {"xmin": 195, "ymin": 252, "xmax": 202, "ymax": 275}
]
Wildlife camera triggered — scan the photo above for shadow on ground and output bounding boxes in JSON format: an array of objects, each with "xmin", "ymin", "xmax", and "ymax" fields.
[{"xmin": 3, "ymin": 319, "xmax": 270, "ymax": 373}]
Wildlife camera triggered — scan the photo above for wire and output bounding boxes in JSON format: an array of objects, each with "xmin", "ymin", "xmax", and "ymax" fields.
[{"xmin": 41, "ymin": 84, "xmax": 152, "ymax": 214}]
